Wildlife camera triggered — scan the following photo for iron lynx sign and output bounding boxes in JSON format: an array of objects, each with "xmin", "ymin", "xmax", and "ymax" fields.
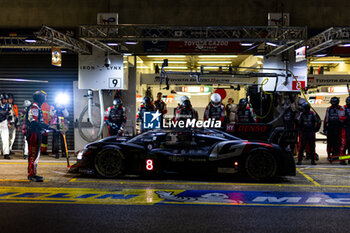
[{"xmin": 78, "ymin": 51, "xmax": 125, "ymax": 90}]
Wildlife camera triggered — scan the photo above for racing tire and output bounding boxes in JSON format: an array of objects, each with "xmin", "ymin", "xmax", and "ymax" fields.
[
  {"xmin": 245, "ymin": 149, "xmax": 277, "ymax": 182},
  {"xmin": 94, "ymin": 149, "xmax": 124, "ymax": 178}
]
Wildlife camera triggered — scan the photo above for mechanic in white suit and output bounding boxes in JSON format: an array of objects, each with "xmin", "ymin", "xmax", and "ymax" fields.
[{"xmin": 0, "ymin": 94, "xmax": 10, "ymax": 159}]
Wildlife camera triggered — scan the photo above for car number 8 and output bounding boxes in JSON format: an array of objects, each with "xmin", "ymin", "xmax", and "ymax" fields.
[{"xmin": 146, "ymin": 159, "xmax": 154, "ymax": 171}]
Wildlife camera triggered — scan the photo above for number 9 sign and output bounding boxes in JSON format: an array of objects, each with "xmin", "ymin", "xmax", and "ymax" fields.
[{"xmin": 109, "ymin": 78, "xmax": 121, "ymax": 88}]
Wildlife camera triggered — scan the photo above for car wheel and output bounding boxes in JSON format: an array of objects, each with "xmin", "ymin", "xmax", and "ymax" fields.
[
  {"xmin": 94, "ymin": 149, "xmax": 123, "ymax": 178},
  {"xmin": 245, "ymin": 149, "xmax": 277, "ymax": 181}
]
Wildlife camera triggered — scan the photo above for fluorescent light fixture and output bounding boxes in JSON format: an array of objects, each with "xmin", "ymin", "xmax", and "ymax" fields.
[
  {"xmin": 153, "ymin": 61, "xmax": 187, "ymax": 64},
  {"xmin": 310, "ymin": 61, "xmax": 345, "ymax": 64},
  {"xmin": 202, "ymin": 66, "xmax": 221, "ymax": 69},
  {"xmin": 198, "ymin": 55, "xmax": 237, "ymax": 58},
  {"xmin": 266, "ymin": 42, "xmax": 278, "ymax": 47},
  {"xmin": 25, "ymin": 39, "xmax": 37, "ymax": 43},
  {"xmin": 163, "ymin": 66, "xmax": 188, "ymax": 69},
  {"xmin": 123, "ymin": 53, "xmax": 132, "ymax": 56},
  {"xmin": 343, "ymin": 44, "xmax": 350, "ymax": 47},
  {"xmin": 61, "ymin": 50, "xmax": 67, "ymax": 53},
  {"xmin": 137, "ymin": 66, "xmax": 149, "ymax": 69},
  {"xmin": 123, "ymin": 61, "xmax": 128, "ymax": 63},
  {"xmin": 198, "ymin": 61, "xmax": 232, "ymax": 64},
  {"xmin": 147, "ymin": 55, "xmax": 186, "ymax": 58},
  {"xmin": 107, "ymin": 43, "xmax": 119, "ymax": 46},
  {"xmin": 136, "ymin": 61, "xmax": 143, "ymax": 63},
  {"xmin": 125, "ymin": 41, "xmax": 138, "ymax": 45},
  {"xmin": 254, "ymin": 55, "xmax": 264, "ymax": 58},
  {"xmin": 315, "ymin": 54, "xmax": 327, "ymax": 57},
  {"xmin": 176, "ymin": 92, "xmax": 211, "ymax": 96},
  {"xmin": 241, "ymin": 43, "xmax": 253, "ymax": 46}
]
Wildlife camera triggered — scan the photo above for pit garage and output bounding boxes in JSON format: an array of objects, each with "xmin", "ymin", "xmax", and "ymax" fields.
[{"xmin": 2, "ymin": 4, "xmax": 350, "ymax": 233}]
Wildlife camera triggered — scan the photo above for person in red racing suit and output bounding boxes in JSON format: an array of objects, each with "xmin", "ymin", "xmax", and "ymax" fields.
[
  {"xmin": 137, "ymin": 96, "xmax": 155, "ymax": 133},
  {"xmin": 26, "ymin": 91, "xmax": 50, "ymax": 182},
  {"xmin": 175, "ymin": 99, "xmax": 198, "ymax": 124},
  {"xmin": 235, "ymin": 98, "xmax": 257, "ymax": 123},
  {"xmin": 343, "ymin": 96, "xmax": 350, "ymax": 164},
  {"xmin": 104, "ymin": 98, "xmax": 127, "ymax": 136},
  {"xmin": 324, "ymin": 96, "xmax": 346, "ymax": 164},
  {"xmin": 296, "ymin": 103, "xmax": 320, "ymax": 165},
  {"xmin": 203, "ymin": 93, "xmax": 226, "ymax": 124}
]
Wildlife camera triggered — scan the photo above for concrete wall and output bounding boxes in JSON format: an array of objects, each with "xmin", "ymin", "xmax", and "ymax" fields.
[{"xmin": 1, "ymin": 0, "xmax": 350, "ymax": 30}]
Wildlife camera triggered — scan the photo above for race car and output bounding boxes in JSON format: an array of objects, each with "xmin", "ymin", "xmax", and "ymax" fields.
[{"xmin": 70, "ymin": 128, "xmax": 295, "ymax": 181}]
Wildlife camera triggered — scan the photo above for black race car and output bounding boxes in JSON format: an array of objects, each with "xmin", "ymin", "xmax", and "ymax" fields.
[{"xmin": 70, "ymin": 128, "xmax": 295, "ymax": 181}]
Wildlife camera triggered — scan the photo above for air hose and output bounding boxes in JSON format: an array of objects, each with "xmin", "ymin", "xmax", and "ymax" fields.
[{"xmin": 255, "ymin": 77, "xmax": 275, "ymax": 119}]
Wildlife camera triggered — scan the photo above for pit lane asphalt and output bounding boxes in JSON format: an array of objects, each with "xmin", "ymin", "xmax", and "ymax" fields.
[{"xmin": 2, "ymin": 152, "xmax": 350, "ymax": 233}]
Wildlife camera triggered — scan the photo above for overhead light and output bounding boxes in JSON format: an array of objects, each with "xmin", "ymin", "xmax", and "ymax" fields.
[
  {"xmin": 198, "ymin": 61, "xmax": 232, "ymax": 64},
  {"xmin": 254, "ymin": 55, "xmax": 264, "ymax": 58},
  {"xmin": 61, "ymin": 50, "xmax": 67, "ymax": 53},
  {"xmin": 125, "ymin": 41, "xmax": 138, "ymax": 45},
  {"xmin": 123, "ymin": 53, "xmax": 132, "ymax": 56},
  {"xmin": 147, "ymin": 55, "xmax": 186, "ymax": 58},
  {"xmin": 198, "ymin": 55, "xmax": 237, "ymax": 58},
  {"xmin": 266, "ymin": 42, "xmax": 278, "ymax": 47},
  {"xmin": 310, "ymin": 61, "xmax": 345, "ymax": 64},
  {"xmin": 107, "ymin": 43, "xmax": 119, "ymax": 46},
  {"xmin": 153, "ymin": 61, "xmax": 187, "ymax": 64},
  {"xmin": 241, "ymin": 43, "xmax": 253, "ymax": 46},
  {"xmin": 137, "ymin": 66, "xmax": 149, "ymax": 69},
  {"xmin": 315, "ymin": 54, "xmax": 327, "ymax": 57},
  {"xmin": 343, "ymin": 44, "xmax": 350, "ymax": 47},
  {"xmin": 136, "ymin": 61, "xmax": 143, "ymax": 63},
  {"xmin": 202, "ymin": 66, "xmax": 221, "ymax": 69},
  {"xmin": 25, "ymin": 39, "xmax": 37, "ymax": 43},
  {"xmin": 163, "ymin": 66, "xmax": 188, "ymax": 69}
]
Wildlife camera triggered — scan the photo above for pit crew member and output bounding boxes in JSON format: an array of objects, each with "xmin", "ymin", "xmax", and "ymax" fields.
[
  {"xmin": 235, "ymin": 98, "xmax": 257, "ymax": 123},
  {"xmin": 26, "ymin": 91, "xmax": 50, "ymax": 182},
  {"xmin": 203, "ymin": 93, "xmax": 226, "ymax": 124},
  {"xmin": 104, "ymin": 98, "xmax": 126, "ymax": 136},
  {"xmin": 50, "ymin": 103, "xmax": 69, "ymax": 159},
  {"xmin": 0, "ymin": 94, "xmax": 10, "ymax": 159},
  {"xmin": 296, "ymin": 102, "xmax": 319, "ymax": 165},
  {"xmin": 7, "ymin": 93, "xmax": 18, "ymax": 154},
  {"xmin": 324, "ymin": 97, "xmax": 346, "ymax": 163}
]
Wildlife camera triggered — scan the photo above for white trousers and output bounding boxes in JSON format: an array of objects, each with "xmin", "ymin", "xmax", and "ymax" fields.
[
  {"xmin": 9, "ymin": 124, "xmax": 16, "ymax": 151},
  {"xmin": 24, "ymin": 136, "xmax": 28, "ymax": 156},
  {"xmin": 0, "ymin": 120, "xmax": 9, "ymax": 155}
]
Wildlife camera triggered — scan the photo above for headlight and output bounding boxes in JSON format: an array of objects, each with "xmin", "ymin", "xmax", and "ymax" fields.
[{"xmin": 77, "ymin": 149, "xmax": 86, "ymax": 160}]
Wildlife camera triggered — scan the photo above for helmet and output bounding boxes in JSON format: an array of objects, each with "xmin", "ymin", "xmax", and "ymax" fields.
[
  {"xmin": 33, "ymin": 91, "xmax": 46, "ymax": 104},
  {"xmin": 180, "ymin": 96, "xmax": 189, "ymax": 105},
  {"xmin": 143, "ymin": 96, "xmax": 152, "ymax": 105},
  {"xmin": 113, "ymin": 98, "xmax": 122, "ymax": 107},
  {"xmin": 346, "ymin": 96, "xmax": 350, "ymax": 105},
  {"xmin": 211, "ymin": 93, "xmax": 221, "ymax": 107},
  {"xmin": 0, "ymin": 93, "xmax": 8, "ymax": 100},
  {"xmin": 23, "ymin": 100, "xmax": 32, "ymax": 108},
  {"xmin": 301, "ymin": 102, "xmax": 310, "ymax": 113},
  {"xmin": 330, "ymin": 97, "xmax": 340, "ymax": 106},
  {"xmin": 238, "ymin": 98, "xmax": 248, "ymax": 109},
  {"xmin": 182, "ymin": 99, "xmax": 192, "ymax": 110},
  {"xmin": 298, "ymin": 98, "xmax": 307, "ymax": 111}
]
